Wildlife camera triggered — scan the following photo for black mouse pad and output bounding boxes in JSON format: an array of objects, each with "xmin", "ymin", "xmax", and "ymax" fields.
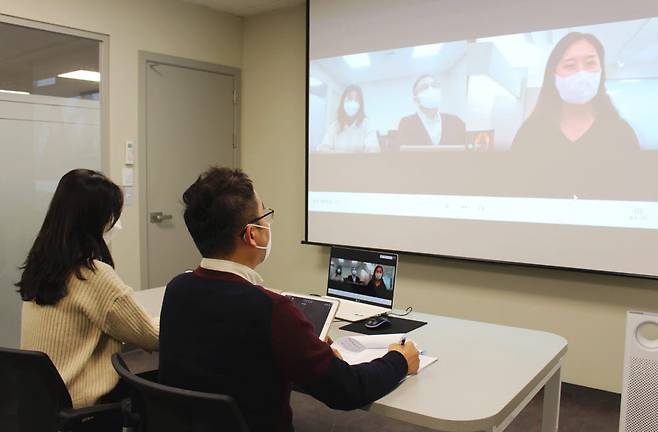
[{"xmin": 339, "ymin": 316, "xmax": 427, "ymax": 335}]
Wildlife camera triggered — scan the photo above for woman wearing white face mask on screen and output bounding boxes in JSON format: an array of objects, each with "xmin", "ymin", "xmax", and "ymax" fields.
[
  {"xmin": 511, "ymin": 32, "xmax": 640, "ymax": 198},
  {"xmin": 396, "ymin": 74, "xmax": 466, "ymax": 147},
  {"xmin": 318, "ymin": 84, "xmax": 379, "ymax": 153}
]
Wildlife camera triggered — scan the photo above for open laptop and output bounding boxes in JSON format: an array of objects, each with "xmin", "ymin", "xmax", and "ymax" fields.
[{"xmin": 325, "ymin": 246, "xmax": 398, "ymax": 322}]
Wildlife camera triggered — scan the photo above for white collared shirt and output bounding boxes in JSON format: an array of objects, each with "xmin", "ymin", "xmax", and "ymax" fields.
[
  {"xmin": 199, "ymin": 258, "xmax": 264, "ymax": 286},
  {"xmin": 418, "ymin": 109, "xmax": 442, "ymax": 145},
  {"xmin": 317, "ymin": 118, "xmax": 380, "ymax": 153}
]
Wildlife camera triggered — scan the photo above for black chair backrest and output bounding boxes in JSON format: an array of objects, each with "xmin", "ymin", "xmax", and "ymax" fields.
[
  {"xmin": 111, "ymin": 353, "xmax": 249, "ymax": 432},
  {"xmin": 0, "ymin": 346, "xmax": 73, "ymax": 432}
]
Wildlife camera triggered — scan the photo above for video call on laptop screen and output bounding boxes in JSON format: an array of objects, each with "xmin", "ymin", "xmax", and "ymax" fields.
[{"xmin": 327, "ymin": 247, "xmax": 397, "ymax": 307}]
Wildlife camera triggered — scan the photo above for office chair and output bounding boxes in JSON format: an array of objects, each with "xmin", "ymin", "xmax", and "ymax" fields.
[
  {"xmin": 111, "ymin": 353, "xmax": 250, "ymax": 432},
  {"xmin": 0, "ymin": 346, "xmax": 123, "ymax": 432}
]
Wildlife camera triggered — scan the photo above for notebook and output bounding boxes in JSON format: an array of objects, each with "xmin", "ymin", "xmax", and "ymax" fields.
[{"xmin": 331, "ymin": 333, "xmax": 437, "ymax": 373}]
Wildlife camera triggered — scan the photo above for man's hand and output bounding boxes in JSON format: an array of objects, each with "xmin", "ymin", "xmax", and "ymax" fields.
[
  {"xmin": 325, "ymin": 336, "xmax": 343, "ymax": 360},
  {"xmin": 388, "ymin": 340, "xmax": 420, "ymax": 374}
]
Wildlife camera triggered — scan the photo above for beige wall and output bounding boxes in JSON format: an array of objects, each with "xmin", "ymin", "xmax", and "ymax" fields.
[
  {"xmin": 242, "ymin": 5, "xmax": 658, "ymax": 393},
  {"xmin": 0, "ymin": 0, "xmax": 243, "ymax": 288}
]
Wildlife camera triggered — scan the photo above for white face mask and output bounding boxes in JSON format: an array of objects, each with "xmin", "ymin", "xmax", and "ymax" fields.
[
  {"xmin": 250, "ymin": 224, "xmax": 272, "ymax": 262},
  {"xmin": 343, "ymin": 100, "xmax": 360, "ymax": 117},
  {"xmin": 417, "ymin": 87, "xmax": 441, "ymax": 110},
  {"xmin": 554, "ymin": 70, "xmax": 601, "ymax": 105},
  {"xmin": 374, "ymin": 273, "xmax": 383, "ymax": 280},
  {"xmin": 103, "ymin": 218, "xmax": 122, "ymax": 244}
]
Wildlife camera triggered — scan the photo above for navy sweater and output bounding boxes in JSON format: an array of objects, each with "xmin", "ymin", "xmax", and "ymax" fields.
[{"xmin": 158, "ymin": 268, "xmax": 407, "ymax": 432}]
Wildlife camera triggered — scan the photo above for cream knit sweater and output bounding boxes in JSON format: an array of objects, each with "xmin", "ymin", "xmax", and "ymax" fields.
[{"xmin": 20, "ymin": 260, "xmax": 159, "ymax": 408}]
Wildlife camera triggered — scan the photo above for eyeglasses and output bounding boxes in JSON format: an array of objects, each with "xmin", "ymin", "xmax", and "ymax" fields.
[{"xmin": 240, "ymin": 208, "xmax": 274, "ymax": 236}]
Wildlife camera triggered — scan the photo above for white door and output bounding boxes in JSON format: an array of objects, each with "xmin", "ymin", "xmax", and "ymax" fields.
[{"xmin": 145, "ymin": 60, "xmax": 237, "ymax": 288}]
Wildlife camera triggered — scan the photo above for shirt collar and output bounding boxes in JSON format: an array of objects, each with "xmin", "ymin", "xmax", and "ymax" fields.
[
  {"xmin": 199, "ymin": 258, "xmax": 264, "ymax": 286},
  {"xmin": 417, "ymin": 109, "xmax": 441, "ymax": 124}
]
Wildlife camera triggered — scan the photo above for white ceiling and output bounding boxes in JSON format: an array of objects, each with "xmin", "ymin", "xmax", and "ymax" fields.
[
  {"xmin": 312, "ymin": 42, "xmax": 469, "ymax": 86},
  {"xmin": 183, "ymin": 0, "xmax": 304, "ymax": 16}
]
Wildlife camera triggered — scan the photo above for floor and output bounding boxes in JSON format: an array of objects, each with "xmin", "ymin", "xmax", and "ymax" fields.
[{"xmin": 291, "ymin": 383, "xmax": 622, "ymax": 432}]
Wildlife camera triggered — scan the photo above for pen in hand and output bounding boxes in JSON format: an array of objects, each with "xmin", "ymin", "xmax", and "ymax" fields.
[{"xmin": 388, "ymin": 336, "xmax": 420, "ymax": 374}]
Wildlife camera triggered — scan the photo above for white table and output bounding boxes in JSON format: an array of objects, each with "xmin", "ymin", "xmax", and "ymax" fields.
[{"xmin": 133, "ymin": 287, "xmax": 567, "ymax": 432}]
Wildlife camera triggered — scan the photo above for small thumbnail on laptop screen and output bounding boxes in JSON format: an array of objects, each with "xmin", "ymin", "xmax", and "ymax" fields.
[{"xmin": 327, "ymin": 247, "xmax": 397, "ymax": 308}]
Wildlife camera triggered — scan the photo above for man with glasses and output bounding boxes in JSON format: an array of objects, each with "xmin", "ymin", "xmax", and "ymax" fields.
[
  {"xmin": 158, "ymin": 167, "xmax": 419, "ymax": 432},
  {"xmin": 396, "ymin": 74, "xmax": 466, "ymax": 147}
]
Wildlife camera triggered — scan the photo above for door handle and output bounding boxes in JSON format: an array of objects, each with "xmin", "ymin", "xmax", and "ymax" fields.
[{"xmin": 150, "ymin": 212, "xmax": 173, "ymax": 223}]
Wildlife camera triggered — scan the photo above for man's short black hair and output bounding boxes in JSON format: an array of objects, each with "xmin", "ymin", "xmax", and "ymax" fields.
[{"xmin": 183, "ymin": 167, "xmax": 258, "ymax": 257}]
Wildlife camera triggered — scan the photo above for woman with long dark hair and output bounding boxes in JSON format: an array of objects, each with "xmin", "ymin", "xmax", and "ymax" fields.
[
  {"xmin": 17, "ymin": 169, "xmax": 158, "ymax": 407},
  {"xmin": 318, "ymin": 84, "xmax": 379, "ymax": 152},
  {"xmin": 511, "ymin": 32, "xmax": 639, "ymax": 198},
  {"xmin": 362, "ymin": 265, "xmax": 391, "ymax": 300},
  {"xmin": 513, "ymin": 32, "xmax": 638, "ymax": 150}
]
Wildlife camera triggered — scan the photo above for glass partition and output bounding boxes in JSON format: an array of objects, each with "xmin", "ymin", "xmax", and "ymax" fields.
[{"xmin": 0, "ymin": 20, "xmax": 105, "ymax": 347}]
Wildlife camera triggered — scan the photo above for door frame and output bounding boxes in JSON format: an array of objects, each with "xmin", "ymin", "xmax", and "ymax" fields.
[{"xmin": 138, "ymin": 51, "xmax": 241, "ymax": 290}]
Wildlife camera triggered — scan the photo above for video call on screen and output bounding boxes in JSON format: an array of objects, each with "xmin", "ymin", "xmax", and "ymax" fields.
[
  {"xmin": 307, "ymin": 0, "xmax": 658, "ymax": 278},
  {"xmin": 327, "ymin": 248, "xmax": 396, "ymax": 307},
  {"xmin": 309, "ymin": 14, "xmax": 658, "ymax": 201}
]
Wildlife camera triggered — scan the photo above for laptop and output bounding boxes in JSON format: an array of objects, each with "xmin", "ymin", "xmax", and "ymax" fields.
[{"xmin": 325, "ymin": 246, "xmax": 398, "ymax": 322}]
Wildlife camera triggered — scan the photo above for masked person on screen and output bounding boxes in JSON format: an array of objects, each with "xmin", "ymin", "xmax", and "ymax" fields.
[
  {"xmin": 318, "ymin": 84, "xmax": 380, "ymax": 153},
  {"xmin": 512, "ymin": 32, "xmax": 640, "ymax": 152},
  {"xmin": 158, "ymin": 167, "xmax": 420, "ymax": 432},
  {"xmin": 362, "ymin": 265, "xmax": 392, "ymax": 300},
  {"xmin": 511, "ymin": 32, "xmax": 640, "ymax": 198},
  {"xmin": 396, "ymin": 74, "xmax": 466, "ymax": 147},
  {"xmin": 344, "ymin": 266, "xmax": 362, "ymax": 284},
  {"xmin": 331, "ymin": 266, "xmax": 344, "ymax": 281}
]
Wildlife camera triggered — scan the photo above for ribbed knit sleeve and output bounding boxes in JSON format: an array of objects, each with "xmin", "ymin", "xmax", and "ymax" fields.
[
  {"xmin": 21, "ymin": 260, "xmax": 160, "ymax": 407},
  {"xmin": 104, "ymin": 294, "xmax": 159, "ymax": 351},
  {"xmin": 77, "ymin": 261, "xmax": 159, "ymax": 351}
]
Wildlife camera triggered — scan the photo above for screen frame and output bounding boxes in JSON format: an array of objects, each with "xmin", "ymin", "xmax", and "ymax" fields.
[
  {"xmin": 282, "ymin": 292, "xmax": 339, "ymax": 340},
  {"xmin": 303, "ymin": 0, "xmax": 658, "ymax": 281}
]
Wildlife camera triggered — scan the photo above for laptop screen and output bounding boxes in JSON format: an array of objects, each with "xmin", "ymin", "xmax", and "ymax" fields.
[{"xmin": 326, "ymin": 247, "xmax": 397, "ymax": 308}]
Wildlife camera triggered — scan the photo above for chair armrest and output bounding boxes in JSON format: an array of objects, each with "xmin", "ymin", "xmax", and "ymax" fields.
[{"xmin": 58, "ymin": 402, "xmax": 123, "ymax": 430}]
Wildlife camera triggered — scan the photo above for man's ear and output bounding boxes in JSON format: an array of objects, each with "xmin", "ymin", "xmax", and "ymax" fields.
[
  {"xmin": 243, "ymin": 225, "xmax": 257, "ymax": 247},
  {"xmin": 241, "ymin": 225, "xmax": 251, "ymax": 245}
]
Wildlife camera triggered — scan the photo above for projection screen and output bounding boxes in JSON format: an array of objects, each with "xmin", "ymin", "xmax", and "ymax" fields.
[{"xmin": 306, "ymin": 0, "xmax": 658, "ymax": 277}]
